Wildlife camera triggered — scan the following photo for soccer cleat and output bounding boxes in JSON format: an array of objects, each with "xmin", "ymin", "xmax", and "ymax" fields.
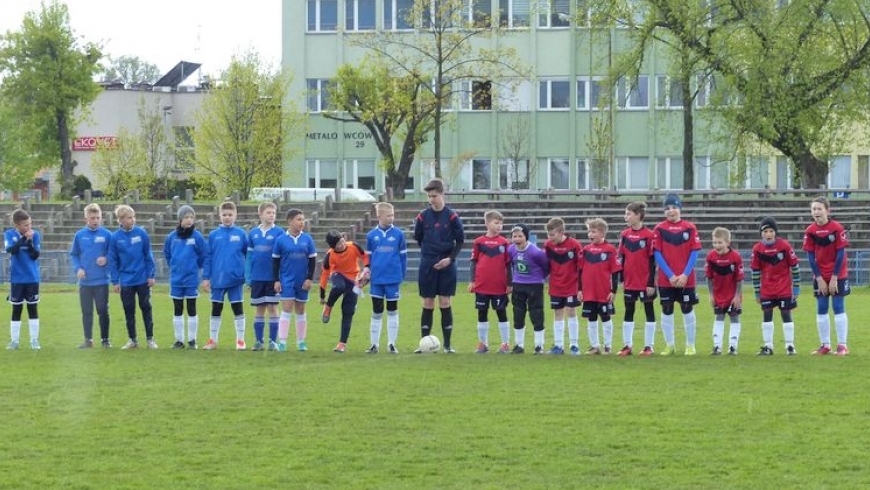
[
  {"xmin": 365, "ymin": 344, "xmax": 379, "ymax": 354},
  {"xmin": 811, "ymin": 344, "xmax": 831, "ymax": 355},
  {"xmin": 511, "ymin": 345, "xmax": 525, "ymax": 354},
  {"xmin": 603, "ymin": 346, "xmax": 612, "ymax": 355},
  {"xmin": 533, "ymin": 345, "xmax": 544, "ymax": 355},
  {"xmin": 187, "ymin": 340, "xmax": 197, "ymax": 350},
  {"xmin": 6, "ymin": 341, "xmax": 19, "ymax": 350},
  {"xmin": 684, "ymin": 346, "xmax": 696, "ymax": 356},
  {"xmin": 443, "ymin": 346, "xmax": 456, "ymax": 354},
  {"xmin": 586, "ymin": 346, "xmax": 601, "ymax": 355},
  {"xmin": 267, "ymin": 341, "xmax": 279, "ymax": 351},
  {"xmin": 617, "ymin": 345, "xmax": 632, "ymax": 356},
  {"xmin": 498, "ymin": 342, "xmax": 511, "ymax": 354},
  {"xmin": 321, "ymin": 305, "xmax": 332, "ymax": 323},
  {"xmin": 122, "ymin": 340, "xmax": 139, "ymax": 350},
  {"xmin": 102, "ymin": 340, "xmax": 112, "ymax": 349},
  {"xmin": 569, "ymin": 345, "xmax": 581, "ymax": 356},
  {"xmin": 277, "ymin": 341, "xmax": 288, "ymax": 352},
  {"xmin": 146, "ymin": 339, "xmax": 158, "ymax": 350},
  {"xmin": 79, "ymin": 340, "xmax": 94, "ymax": 349},
  {"xmin": 388, "ymin": 344, "xmax": 398, "ymax": 354},
  {"xmin": 659, "ymin": 345, "xmax": 676, "ymax": 356},
  {"xmin": 835, "ymin": 344, "xmax": 849, "ymax": 356},
  {"xmin": 171, "ymin": 341, "xmax": 186, "ymax": 350},
  {"xmin": 30, "ymin": 340, "xmax": 41, "ymax": 351},
  {"xmin": 202, "ymin": 339, "xmax": 217, "ymax": 350},
  {"xmin": 235, "ymin": 339, "xmax": 247, "ymax": 351},
  {"xmin": 757, "ymin": 346, "xmax": 774, "ymax": 356},
  {"xmin": 413, "ymin": 348, "xmax": 423, "ymax": 354},
  {"xmin": 548, "ymin": 345, "xmax": 565, "ymax": 355},
  {"xmin": 711, "ymin": 346, "xmax": 722, "ymax": 356},
  {"xmin": 252, "ymin": 341, "xmax": 265, "ymax": 351},
  {"xmin": 639, "ymin": 346, "xmax": 654, "ymax": 356},
  {"xmin": 334, "ymin": 342, "xmax": 346, "ymax": 353},
  {"xmin": 728, "ymin": 346, "xmax": 737, "ymax": 356},
  {"xmin": 475, "ymin": 342, "xmax": 489, "ymax": 354},
  {"xmin": 297, "ymin": 341, "xmax": 308, "ymax": 352},
  {"xmin": 786, "ymin": 345, "xmax": 797, "ymax": 356}
]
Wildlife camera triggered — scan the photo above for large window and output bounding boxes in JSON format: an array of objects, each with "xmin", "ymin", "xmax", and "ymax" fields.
[
  {"xmin": 656, "ymin": 76, "xmax": 683, "ymax": 109},
  {"xmin": 547, "ymin": 158, "xmax": 570, "ymax": 189},
  {"xmin": 307, "ymin": 159, "xmax": 338, "ymax": 188},
  {"xmin": 498, "ymin": 159, "xmax": 530, "ymax": 189},
  {"xmin": 459, "ymin": 80, "xmax": 493, "ymax": 111},
  {"xmin": 616, "ymin": 157, "xmax": 650, "ymax": 189},
  {"xmin": 829, "ymin": 156, "xmax": 851, "ymax": 188},
  {"xmin": 307, "ymin": 0, "xmax": 338, "ymax": 32},
  {"xmin": 498, "ymin": 0, "xmax": 530, "ymax": 28},
  {"xmin": 577, "ymin": 159, "xmax": 589, "ymax": 190},
  {"xmin": 384, "ymin": 0, "xmax": 415, "ymax": 30},
  {"xmin": 617, "ymin": 76, "xmax": 649, "ymax": 109},
  {"xmin": 472, "ymin": 159, "xmax": 492, "ymax": 189},
  {"xmin": 576, "ymin": 78, "xmax": 589, "ymax": 110},
  {"xmin": 343, "ymin": 159, "xmax": 376, "ymax": 190},
  {"xmin": 858, "ymin": 155, "xmax": 869, "ymax": 189},
  {"xmin": 694, "ymin": 157, "xmax": 729, "ymax": 189},
  {"xmin": 538, "ymin": 0, "xmax": 570, "ymax": 28},
  {"xmin": 468, "ymin": 0, "xmax": 493, "ymax": 28},
  {"xmin": 497, "ymin": 80, "xmax": 532, "ymax": 111},
  {"xmin": 589, "ymin": 77, "xmax": 608, "ymax": 109},
  {"xmin": 538, "ymin": 79, "xmax": 570, "ymax": 110},
  {"xmin": 656, "ymin": 157, "xmax": 684, "ymax": 190},
  {"xmin": 776, "ymin": 156, "xmax": 793, "ymax": 189},
  {"xmin": 744, "ymin": 157, "xmax": 769, "ymax": 189},
  {"xmin": 346, "ymin": 0, "xmax": 376, "ymax": 31},
  {"xmin": 306, "ymin": 79, "xmax": 332, "ymax": 113}
]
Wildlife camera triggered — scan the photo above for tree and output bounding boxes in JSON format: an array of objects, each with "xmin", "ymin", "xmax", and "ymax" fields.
[
  {"xmin": 101, "ymin": 55, "xmax": 161, "ymax": 85},
  {"xmin": 0, "ymin": 1, "xmax": 102, "ymax": 198},
  {"xmin": 0, "ymin": 97, "xmax": 45, "ymax": 194},
  {"xmin": 605, "ymin": 0, "xmax": 870, "ymax": 189},
  {"xmin": 350, "ymin": 0, "xmax": 528, "ymax": 177},
  {"xmin": 192, "ymin": 51, "xmax": 304, "ymax": 200},
  {"xmin": 325, "ymin": 60, "xmax": 435, "ymax": 199},
  {"xmin": 497, "ymin": 113, "xmax": 535, "ymax": 191}
]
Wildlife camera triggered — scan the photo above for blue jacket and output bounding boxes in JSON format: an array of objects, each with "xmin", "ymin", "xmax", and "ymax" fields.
[
  {"xmin": 69, "ymin": 225, "xmax": 112, "ymax": 286},
  {"xmin": 164, "ymin": 226, "xmax": 207, "ymax": 289},
  {"xmin": 4, "ymin": 228, "xmax": 41, "ymax": 284},
  {"xmin": 109, "ymin": 226, "xmax": 156, "ymax": 287},
  {"xmin": 203, "ymin": 225, "xmax": 248, "ymax": 289}
]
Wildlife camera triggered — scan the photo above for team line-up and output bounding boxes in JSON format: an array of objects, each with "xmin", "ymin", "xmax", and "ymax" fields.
[{"xmin": 3, "ymin": 178, "xmax": 851, "ymax": 357}]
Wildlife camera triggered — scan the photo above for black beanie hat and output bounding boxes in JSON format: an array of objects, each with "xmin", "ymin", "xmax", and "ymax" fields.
[
  {"xmin": 759, "ymin": 216, "xmax": 778, "ymax": 233},
  {"xmin": 511, "ymin": 223, "xmax": 530, "ymax": 240}
]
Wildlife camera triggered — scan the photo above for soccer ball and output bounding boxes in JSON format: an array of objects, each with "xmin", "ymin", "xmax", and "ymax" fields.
[{"xmin": 418, "ymin": 335, "xmax": 441, "ymax": 353}]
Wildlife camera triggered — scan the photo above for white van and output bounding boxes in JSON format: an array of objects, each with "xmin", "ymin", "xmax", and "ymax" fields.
[{"xmin": 249, "ymin": 187, "xmax": 376, "ymax": 203}]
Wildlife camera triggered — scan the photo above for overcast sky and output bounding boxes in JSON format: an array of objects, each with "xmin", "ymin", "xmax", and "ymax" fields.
[{"xmin": 1, "ymin": 1, "xmax": 282, "ymax": 79}]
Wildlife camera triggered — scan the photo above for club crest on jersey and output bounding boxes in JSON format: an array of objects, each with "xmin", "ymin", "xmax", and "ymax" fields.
[
  {"xmin": 499, "ymin": 245, "xmax": 505, "ymax": 253},
  {"xmin": 568, "ymin": 251, "xmax": 575, "ymax": 259},
  {"xmin": 639, "ymin": 239, "xmax": 646, "ymax": 248},
  {"xmin": 682, "ymin": 231, "xmax": 689, "ymax": 241},
  {"xmin": 828, "ymin": 234, "xmax": 835, "ymax": 242},
  {"xmin": 600, "ymin": 252, "xmax": 608, "ymax": 261},
  {"xmin": 777, "ymin": 252, "xmax": 784, "ymax": 260}
]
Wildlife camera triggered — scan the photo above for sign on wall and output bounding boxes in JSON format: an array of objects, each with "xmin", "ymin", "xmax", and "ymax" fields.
[{"xmin": 72, "ymin": 136, "xmax": 117, "ymax": 151}]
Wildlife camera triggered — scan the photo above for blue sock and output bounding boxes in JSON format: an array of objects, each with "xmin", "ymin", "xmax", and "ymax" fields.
[
  {"xmin": 254, "ymin": 317, "xmax": 265, "ymax": 343},
  {"xmin": 268, "ymin": 320, "xmax": 278, "ymax": 343}
]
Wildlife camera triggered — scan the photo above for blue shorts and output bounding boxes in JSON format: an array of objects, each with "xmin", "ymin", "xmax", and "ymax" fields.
[
  {"xmin": 210, "ymin": 284, "xmax": 244, "ymax": 303},
  {"xmin": 8, "ymin": 283, "xmax": 40, "ymax": 305},
  {"xmin": 418, "ymin": 258, "xmax": 457, "ymax": 298},
  {"xmin": 280, "ymin": 283, "xmax": 310, "ymax": 302},
  {"xmin": 250, "ymin": 281, "xmax": 280, "ymax": 305},
  {"xmin": 170, "ymin": 286, "xmax": 199, "ymax": 300},
  {"xmin": 370, "ymin": 283, "xmax": 401, "ymax": 301}
]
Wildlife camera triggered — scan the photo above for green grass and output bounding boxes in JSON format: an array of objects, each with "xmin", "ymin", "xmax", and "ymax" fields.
[{"xmin": 1, "ymin": 284, "xmax": 869, "ymax": 489}]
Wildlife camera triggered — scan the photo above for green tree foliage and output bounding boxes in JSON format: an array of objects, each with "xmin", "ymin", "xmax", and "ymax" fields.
[
  {"xmin": 0, "ymin": 1, "xmax": 102, "ymax": 198},
  {"xmin": 100, "ymin": 55, "xmax": 162, "ymax": 85},
  {"xmin": 193, "ymin": 51, "xmax": 303, "ymax": 200},
  {"xmin": 0, "ymin": 97, "xmax": 44, "ymax": 194}
]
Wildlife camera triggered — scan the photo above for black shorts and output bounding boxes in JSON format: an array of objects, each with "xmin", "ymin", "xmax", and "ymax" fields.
[
  {"xmin": 8, "ymin": 283, "xmax": 40, "ymax": 305},
  {"xmin": 812, "ymin": 278, "xmax": 851, "ymax": 298},
  {"xmin": 549, "ymin": 294, "xmax": 581, "ymax": 310},
  {"xmin": 623, "ymin": 289, "xmax": 657, "ymax": 303},
  {"xmin": 760, "ymin": 297, "xmax": 797, "ymax": 311},
  {"xmin": 418, "ymin": 258, "xmax": 457, "ymax": 298},
  {"xmin": 249, "ymin": 281, "xmax": 279, "ymax": 306},
  {"xmin": 658, "ymin": 287, "xmax": 699, "ymax": 305},
  {"xmin": 582, "ymin": 301, "xmax": 615, "ymax": 319},
  {"xmin": 475, "ymin": 293, "xmax": 509, "ymax": 310},
  {"xmin": 713, "ymin": 305, "xmax": 742, "ymax": 316}
]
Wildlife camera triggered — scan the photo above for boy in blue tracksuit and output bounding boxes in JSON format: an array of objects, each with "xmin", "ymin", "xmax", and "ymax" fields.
[
  {"xmin": 164, "ymin": 205, "xmax": 207, "ymax": 349},
  {"xmin": 109, "ymin": 205, "xmax": 157, "ymax": 350},
  {"xmin": 364, "ymin": 202, "xmax": 408, "ymax": 354},
  {"xmin": 70, "ymin": 203, "xmax": 112, "ymax": 348},
  {"xmin": 201, "ymin": 201, "xmax": 249, "ymax": 350},
  {"xmin": 5, "ymin": 209, "xmax": 42, "ymax": 350}
]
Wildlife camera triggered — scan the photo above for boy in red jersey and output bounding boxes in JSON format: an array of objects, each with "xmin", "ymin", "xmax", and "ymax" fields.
[
  {"xmin": 468, "ymin": 210, "xmax": 512, "ymax": 354},
  {"xmin": 705, "ymin": 227, "xmax": 744, "ymax": 355},
  {"xmin": 543, "ymin": 217, "xmax": 583, "ymax": 355},
  {"xmin": 751, "ymin": 217, "xmax": 800, "ymax": 356},
  {"xmin": 579, "ymin": 218, "xmax": 621, "ymax": 354},
  {"xmin": 803, "ymin": 196, "xmax": 850, "ymax": 355},
  {"xmin": 652, "ymin": 193, "xmax": 702, "ymax": 355},
  {"xmin": 617, "ymin": 202, "xmax": 657, "ymax": 356}
]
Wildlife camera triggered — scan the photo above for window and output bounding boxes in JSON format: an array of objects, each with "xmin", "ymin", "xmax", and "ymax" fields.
[
  {"xmin": 173, "ymin": 127, "xmax": 195, "ymax": 173},
  {"xmin": 547, "ymin": 158, "xmax": 570, "ymax": 189},
  {"xmin": 776, "ymin": 156, "xmax": 793, "ymax": 189},
  {"xmin": 617, "ymin": 0, "xmax": 647, "ymax": 27},
  {"xmin": 577, "ymin": 159, "xmax": 589, "ymax": 190},
  {"xmin": 384, "ymin": 0, "xmax": 414, "ymax": 30},
  {"xmin": 538, "ymin": 0, "xmax": 570, "ymax": 28},
  {"xmin": 472, "ymin": 159, "xmax": 492, "ymax": 189},
  {"xmin": 858, "ymin": 155, "xmax": 869, "ymax": 189},
  {"xmin": 744, "ymin": 157, "xmax": 769, "ymax": 189},
  {"xmin": 576, "ymin": 78, "xmax": 589, "ymax": 110},
  {"xmin": 497, "ymin": 80, "xmax": 532, "ymax": 111},
  {"xmin": 459, "ymin": 80, "xmax": 493, "ymax": 111},
  {"xmin": 346, "ymin": 0, "xmax": 376, "ymax": 31},
  {"xmin": 307, "ymin": 159, "xmax": 338, "ymax": 188},
  {"xmin": 694, "ymin": 157, "xmax": 728, "ymax": 189},
  {"xmin": 498, "ymin": 159, "xmax": 530, "ymax": 189},
  {"xmin": 616, "ymin": 157, "xmax": 650, "ymax": 190},
  {"xmin": 307, "ymin": 0, "xmax": 338, "ymax": 32},
  {"xmin": 589, "ymin": 77, "xmax": 608, "ymax": 109},
  {"xmin": 538, "ymin": 79, "xmax": 570, "ymax": 110},
  {"xmin": 617, "ymin": 76, "xmax": 649, "ymax": 109},
  {"xmin": 656, "ymin": 76, "xmax": 683, "ymax": 109},
  {"xmin": 498, "ymin": 0, "xmax": 530, "ymax": 28},
  {"xmin": 343, "ymin": 159, "xmax": 376, "ymax": 190},
  {"xmin": 829, "ymin": 156, "xmax": 851, "ymax": 189},
  {"xmin": 468, "ymin": 0, "xmax": 493, "ymax": 28},
  {"xmin": 656, "ymin": 157, "xmax": 684, "ymax": 190},
  {"xmin": 306, "ymin": 79, "xmax": 332, "ymax": 113}
]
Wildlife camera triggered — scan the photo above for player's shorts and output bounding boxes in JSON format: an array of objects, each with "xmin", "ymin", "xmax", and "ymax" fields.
[
  {"xmin": 658, "ymin": 287, "xmax": 699, "ymax": 305},
  {"xmin": 8, "ymin": 283, "xmax": 39, "ymax": 305},
  {"xmin": 418, "ymin": 258, "xmax": 457, "ymax": 298},
  {"xmin": 370, "ymin": 283, "xmax": 401, "ymax": 301},
  {"xmin": 279, "ymin": 283, "xmax": 310, "ymax": 302},
  {"xmin": 549, "ymin": 294, "xmax": 581, "ymax": 310},
  {"xmin": 249, "ymin": 281, "xmax": 280, "ymax": 305},
  {"xmin": 760, "ymin": 297, "xmax": 797, "ymax": 311},
  {"xmin": 170, "ymin": 286, "xmax": 199, "ymax": 300},
  {"xmin": 713, "ymin": 305, "xmax": 742, "ymax": 316},
  {"xmin": 812, "ymin": 278, "xmax": 851, "ymax": 298},
  {"xmin": 476, "ymin": 293, "xmax": 509, "ymax": 310},
  {"xmin": 210, "ymin": 284, "xmax": 244, "ymax": 303},
  {"xmin": 582, "ymin": 301, "xmax": 615, "ymax": 318},
  {"xmin": 623, "ymin": 289, "xmax": 658, "ymax": 303}
]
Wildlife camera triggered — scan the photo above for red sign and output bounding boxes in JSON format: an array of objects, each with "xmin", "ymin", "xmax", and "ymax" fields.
[{"xmin": 72, "ymin": 136, "xmax": 117, "ymax": 151}]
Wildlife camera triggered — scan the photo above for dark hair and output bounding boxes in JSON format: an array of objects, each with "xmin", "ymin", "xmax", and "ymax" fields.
[
  {"xmin": 286, "ymin": 208, "xmax": 304, "ymax": 221},
  {"xmin": 12, "ymin": 209, "xmax": 30, "ymax": 225},
  {"xmin": 424, "ymin": 178, "xmax": 444, "ymax": 194},
  {"xmin": 626, "ymin": 201, "xmax": 647, "ymax": 219}
]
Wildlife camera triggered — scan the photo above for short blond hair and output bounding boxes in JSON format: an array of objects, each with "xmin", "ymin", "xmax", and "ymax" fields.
[
  {"xmin": 712, "ymin": 227, "xmax": 731, "ymax": 242},
  {"xmin": 84, "ymin": 203, "xmax": 102, "ymax": 216},
  {"xmin": 375, "ymin": 202, "xmax": 394, "ymax": 216},
  {"xmin": 484, "ymin": 210, "xmax": 504, "ymax": 223},
  {"xmin": 546, "ymin": 217, "xmax": 565, "ymax": 232},
  {"xmin": 114, "ymin": 204, "xmax": 134, "ymax": 220},
  {"xmin": 585, "ymin": 217, "xmax": 608, "ymax": 234},
  {"xmin": 258, "ymin": 202, "xmax": 276, "ymax": 214}
]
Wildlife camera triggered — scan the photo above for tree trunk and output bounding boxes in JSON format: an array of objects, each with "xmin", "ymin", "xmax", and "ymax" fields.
[
  {"xmin": 57, "ymin": 109, "xmax": 76, "ymax": 199},
  {"xmin": 680, "ymin": 61, "xmax": 694, "ymax": 190},
  {"xmin": 797, "ymin": 152, "xmax": 828, "ymax": 190}
]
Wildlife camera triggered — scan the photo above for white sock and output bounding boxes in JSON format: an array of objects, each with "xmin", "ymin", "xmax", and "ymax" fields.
[
  {"xmin": 661, "ymin": 314, "xmax": 675, "ymax": 346},
  {"xmin": 602, "ymin": 319, "xmax": 613, "ymax": 349},
  {"xmin": 834, "ymin": 312, "xmax": 848, "ymax": 345},
  {"xmin": 713, "ymin": 319, "xmax": 725, "ymax": 349},
  {"xmin": 234, "ymin": 314, "xmax": 246, "ymax": 341},
  {"xmin": 533, "ymin": 329, "xmax": 544, "ymax": 348},
  {"xmin": 816, "ymin": 314, "xmax": 831, "ymax": 345},
  {"xmin": 369, "ymin": 312, "xmax": 383, "ymax": 346},
  {"xmin": 587, "ymin": 321, "xmax": 600, "ymax": 348},
  {"xmin": 567, "ymin": 316, "xmax": 579, "ymax": 347},
  {"xmin": 173, "ymin": 315, "xmax": 184, "ymax": 342},
  {"xmin": 728, "ymin": 321, "xmax": 741, "ymax": 349},
  {"xmin": 515, "ymin": 327, "xmax": 525, "ymax": 348},
  {"xmin": 622, "ymin": 321, "xmax": 634, "ymax": 347},
  {"xmin": 188, "ymin": 316, "xmax": 199, "ymax": 342},
  {"xmin": 477, "ymin": 321, "xmax": 489, "ymax": 344},
  {"xmin": 10, "ymin": 320, "xmax": 21, "ymax": 343},
  {"xmin": 762, "ymin": 321, "xmax": 774, "ymax": 347},
  {"xmin": 644, "ymin": 321, "xmax": 656, "ymax": 348},
  {"xmin": 498, "ymin": 321, "xmax": 510, "ymax": 344},
  {"xmin": 386, "ymin": 311, "xmax": 399, "ymax": 345},
  {"xmin": 210, "ymin": 316, "xmax": 221, "ymax": 343},
  {"xmin": 553, "ymin": 319, "xmax": 565, "ymax": 348},
  {"xmin": 684, "ymin": 310, "xmax": 696, "ymax": 347},
  {"xmin": 28, "ymin": 318, "xmax": 39, "ymax": 342},
  {"xmin": 783, "ymin": 321, "xmax": 795, "ymax": 347}
]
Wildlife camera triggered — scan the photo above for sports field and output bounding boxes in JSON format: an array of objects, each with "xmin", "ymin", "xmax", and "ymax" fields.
[{"xmin": 1, "ymin": 283, "xmax": 868, "ymax": 489}]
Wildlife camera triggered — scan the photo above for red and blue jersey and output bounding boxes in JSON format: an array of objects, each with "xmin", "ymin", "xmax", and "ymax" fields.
[
  {"xmin": 652, "ymin": 219, "xmax": 702, "ymax": 287},
  {"xmin": 618, "ymin": 226, "xmax": 655, "ymax": 291},
  {"xmin": 751, "ymin": 238, "xmax": 798, "ymax": 299},
  {"xmin": 470, "ymin": 234, "xmax": 511, "ymax": 295},
  {"xmin": 544, "ymin": 236, "xmax": 583, "ymax": 297},
  {"xmin": 705, "ymin": 248, "xmax": 744, "ymax": 307},
  {"xmin": 580, "ymin": 241, "xmax": 621, "ymax": 302},
  {"xmin": 802, "ymin": 220, "xmax": 848, "ymax": 280}
]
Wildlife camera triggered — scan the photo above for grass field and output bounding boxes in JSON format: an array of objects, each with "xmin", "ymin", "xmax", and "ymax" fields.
[{"xmin": 1, "ymin": 283, "xmax": 869, "ymax": 489}]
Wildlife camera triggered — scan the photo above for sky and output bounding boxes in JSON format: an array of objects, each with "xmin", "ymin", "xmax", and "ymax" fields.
[{"xmin": 1, "ymin": 1, "xmax": 282, "ymax": 81}]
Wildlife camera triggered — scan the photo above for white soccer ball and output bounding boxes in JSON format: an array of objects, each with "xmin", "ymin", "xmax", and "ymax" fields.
[{"xmin": 418, "ymin": 335, "xmax": 441, "ymax": 353}]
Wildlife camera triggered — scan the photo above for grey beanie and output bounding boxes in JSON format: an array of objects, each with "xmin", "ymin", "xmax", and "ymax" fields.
[{"xmin": 177, "ymin": 205, "xmax": 195, "ymax": 222}]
